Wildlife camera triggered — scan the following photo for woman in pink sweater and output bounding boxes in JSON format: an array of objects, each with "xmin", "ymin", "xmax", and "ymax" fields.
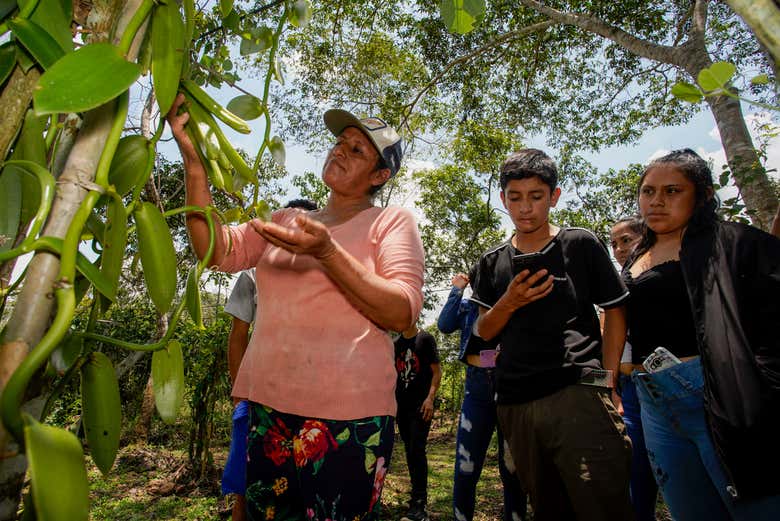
[{"xmin": 168, "ymin": 99, "xmax": 424, "ymax": 521}]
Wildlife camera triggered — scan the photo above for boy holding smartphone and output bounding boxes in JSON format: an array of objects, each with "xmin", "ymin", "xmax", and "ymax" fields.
[{"xmin": 470, "ymin": 149, "xmax": 633, "ymax": 520}]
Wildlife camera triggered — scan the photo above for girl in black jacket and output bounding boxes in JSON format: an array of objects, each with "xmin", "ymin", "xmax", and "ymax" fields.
[{"xmin": 623, "ymin": 149, "xmax": 780, "ymax": 521}]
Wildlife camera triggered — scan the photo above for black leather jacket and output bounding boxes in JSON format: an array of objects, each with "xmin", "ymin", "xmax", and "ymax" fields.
[{"xmin": 680, "ymin": 219, "xmax": 780, "ymax": 500}]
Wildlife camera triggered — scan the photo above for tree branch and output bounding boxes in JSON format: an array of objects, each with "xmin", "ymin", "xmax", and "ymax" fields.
[
  {"xmin": 400, "ymin": 20, "xmax": 555, "ymax": 128},
  {"xmin": 690, "ymin": 0, "xmax": 709, "ymax": 42},
  {"xmin": 516, "ymin": 0, "xmax": 686, "ymax": 66}
]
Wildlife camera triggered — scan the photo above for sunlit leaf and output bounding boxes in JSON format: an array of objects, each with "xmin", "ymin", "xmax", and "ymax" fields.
[
  {"xmin": 152, "ymin": 340, "xmax": 185, "ymax": 424},
  {"xmin": 697, "ymin": 61, "xmax": 736, "ymax": 92},
  {"xmin": 671, "ymin": 81, "xmax": 703, "ymax": 103},
  {"xmin": 750, "ymin": 74, "xmax": 770, "ymax": 86},
  {"xmin": 23, "ymin": 414, "xmax": 89, "ymax": 521},
  {"xmin": 33, "ymin": 43, "xmax": 142, "ymax": 115},
  {"xmin": 440, "ymin": 0, "xmax": 485, "ymax": 35},
  {"xmin": 288, "ymin": 0, "xmax": 312, "ymax": 29},
  {"xmin": 239, "ymin": 26, "xmax": 273, "ymax": 56},
  {"xmin": 226, "ymin": 94, "xmax": 264, "ymax": 120},
  {"xmin": 268, "ymin": 135, "xmax": 285, "ymax": 166}
]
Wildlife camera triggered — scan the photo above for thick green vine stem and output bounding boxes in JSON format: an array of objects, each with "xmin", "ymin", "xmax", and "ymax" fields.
[
  {"xmin": 1, "ymin": 288, "xmax": 76, "ymax": 445},
  {"xmin": 95, "ymin": 93, "xmax": 129, "ymax": 188},
  {"xmin": 0, "ymin": 88, "xmax": 129, "ymax": 444},
  {"xmin": 251, "ymin": 6, "xmax": 288, "ymax": 208},
  {"xmin": 117, "ymin": 0, "xmax": 155, "ymax": 56},
  {"xmin": 0, "ymin": 161, "xmax": 56, "ymax": 264}
]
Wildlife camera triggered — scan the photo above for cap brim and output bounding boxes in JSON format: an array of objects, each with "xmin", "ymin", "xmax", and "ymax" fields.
[{"xmin": 323, "ymin": 109, "xmax": 385, "ymax": 164}]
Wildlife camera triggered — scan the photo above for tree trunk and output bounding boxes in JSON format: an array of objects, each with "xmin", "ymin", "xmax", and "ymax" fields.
[
  {"xmin": 705, "ymin": 94, "xmax": 778, "ymax": 229},
  {"xmin": 726, "ymin": 0, "xmax": 780, "ymax": 68},
  {"xmin": 0, "ymin": 66, "xmax": 40, "ymax": 161}
]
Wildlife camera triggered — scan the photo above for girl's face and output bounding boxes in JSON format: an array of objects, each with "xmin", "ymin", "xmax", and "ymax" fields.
[
  {"xmin": 638, "ymin": 165, "xmax": 698, "ymax": 238},
  {"xmin": 610, "ymin": 222, "xmax": 641, "ymax": 266}
]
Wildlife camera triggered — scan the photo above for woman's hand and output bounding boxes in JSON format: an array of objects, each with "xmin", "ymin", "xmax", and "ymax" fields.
[{"xmin": 251, "ymin": 214, "xmax": 337, "ymax": 259}]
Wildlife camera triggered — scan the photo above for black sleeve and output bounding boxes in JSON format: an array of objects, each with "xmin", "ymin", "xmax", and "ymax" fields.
[
  {"xmin": 421, "ymin": 331, "xmax": 440, "ymax": 364},
  {"xmin": 470, "ymin": 253, "xmax": 499, "ymax": 309},
  {"xmin": 585, "ymin": 233, "xmax": 629, "ymax": 308}
]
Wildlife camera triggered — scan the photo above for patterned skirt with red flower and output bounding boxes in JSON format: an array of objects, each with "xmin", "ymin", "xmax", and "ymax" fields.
[{"xmin": 245, "ymin": 402, "xmax": 394, "ymax": 521}]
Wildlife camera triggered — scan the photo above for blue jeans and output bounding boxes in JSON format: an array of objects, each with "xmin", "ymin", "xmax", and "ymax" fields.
[
  {"xmin": 619, "ymin": 375, "xmax": 658, "ymax": 521},
  {"xmin": 633, "ymin": 358, "xmax": 780, "ymax": 521},
  {"xmin": 453, "ymin": 366, "xmax": 525, "ymax": 521},
  {"xmin": 221, "ymin": 400, "xmax": 249, "ymax": 495}
]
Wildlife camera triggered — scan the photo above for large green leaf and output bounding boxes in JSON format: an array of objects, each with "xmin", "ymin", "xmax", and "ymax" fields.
[
  {"xmin": 21, "ymin": 0, "xmax": 73, "ymax": 53},
  {"xmin": 151, "ymin": 1, "xmax": 186, "ymax": 115},
  {"xmin": 440, "ymin": 0, "xmax": 485, "ymax": 35},
  {"xmin": 220, "ymin": 0, "xmax": 233, "ymax": 18},
  {"xmin": 8, "ymin": 18, "xmax": 65, "ymax": 69},
  {"xmin": 697, "ymin": 61, "xmax": 736, "ymax": 92},
  {"xmin": 152, "ymin": 340, "xmax": 185, "ymax": 424},
  {"xmin": 671, "ymin": 81, "xmax": 703, "ymax": 103},
  {"xmin": 226, "ymin": 94, "xmax": 264, "ymax": 120},
  {"xmin": 23, "ymin": 414, "xmax": 89, "ymax": 521},
  {"xmin": 0, "ymin": 42, "xmax": 17, "ymax": 86},
  {"xmin": 1, "ymin": 163, "xmax": 41, "ymax": 240},
  {"xmin": 108, "ymin": 135, "xmax": 152, "ymax": 196},
  {"xmin": 33, "ymin": 43, "xmax": 141, "ymax": 115},
  {"xmin": 240, "ymin": 26, "xmax": 273, "ymax": 56},
  {"xmin": 0, "ymin": 167, "xmax": 22, "ymax": 253}
]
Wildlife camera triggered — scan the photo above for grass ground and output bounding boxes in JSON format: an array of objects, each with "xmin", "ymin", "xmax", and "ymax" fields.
[
  {"xmin": 87, "ymin": 413, "xmax": 505, "ymax": 520},
  {"xmin": 87, "ymin": 412, "xmax": 670, "ymax": 520}
]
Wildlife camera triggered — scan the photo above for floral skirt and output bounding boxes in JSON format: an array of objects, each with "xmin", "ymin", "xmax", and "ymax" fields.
[{"xmin": 246, "ymin": 402, "xmax": 394, "ymax": 521}]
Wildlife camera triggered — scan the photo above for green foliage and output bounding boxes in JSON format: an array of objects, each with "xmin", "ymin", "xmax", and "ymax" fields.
[
  {"xmin": 552, "ymin": 155, "xmax": 642, "ymax": 242},
  {"xmin": 24, "ymin": 414, "xmax": 90, "ymax": 521},
  {"xmin": 33, "ymin": 43, "xmax": 142, "ymax": 114}
]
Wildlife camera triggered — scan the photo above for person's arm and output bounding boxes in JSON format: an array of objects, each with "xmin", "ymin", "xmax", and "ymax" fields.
[
  {"xmin": 437, "ymin": 277, "xmax": 467, "ymax": 333},
  {"xmin": 227, "ymin": 317, "xmax": 250, "ymax": 385},
  {"xmin": 251, "ymin": 213, "xmax": 420, "ymax": 332},
  {"xmin": 772, "ymin": 204, "xmax": 780, "ymax": 238},
  {"xmin": 602, "ymin": 305, "xmax": 627, "ymax": 412},
  {"xmin": 420, "ymin": 362, "xmax": 442, "ymax": 422},
  {"xmin": 166, "ymin": 94, "xmax": 228, "ymax": 266},
  {"xmin": 475, "ymin": 269, "xmax": 553, "ymax": 340}
]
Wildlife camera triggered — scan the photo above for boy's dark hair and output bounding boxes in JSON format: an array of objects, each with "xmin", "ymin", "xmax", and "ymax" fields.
[
  {"xmin": 284, "ymin": 198, "xmax": 318, "ymax": 211},
  {"xmin": 500, "ymin": 149, "xmax": 558, "ymax": 192}
]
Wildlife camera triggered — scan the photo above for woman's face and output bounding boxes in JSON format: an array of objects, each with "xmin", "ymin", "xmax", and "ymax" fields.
[
  {"xmin": 610, "ymin": 222, "xmax": 641, "ymax": 266},
  {"xmin": 321, "ymin": 127, "xmax": 387, "ymax": 196},
  {"xmin": 638, "ymin": 165, "xmax": 698, "ymax": 238}
]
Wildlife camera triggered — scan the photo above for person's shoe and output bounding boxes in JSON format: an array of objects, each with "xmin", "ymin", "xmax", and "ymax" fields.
[{"xmin": 400, "ymin": 503, "xmax": 429, "ymax": 521}]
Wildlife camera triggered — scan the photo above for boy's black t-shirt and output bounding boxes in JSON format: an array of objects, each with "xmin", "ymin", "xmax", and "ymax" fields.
[
  {"xmin": 470, "ymin": 228, "xmax": 628, "ymax": 404},
  {"xmin": 394, "ymin": 330, "xmax": 440, "ymax": 408}
]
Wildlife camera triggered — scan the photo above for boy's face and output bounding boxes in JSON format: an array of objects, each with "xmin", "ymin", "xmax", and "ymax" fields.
[{"xmin": 500, "ymin": 176, "xmax": 561, "ymax": 235}]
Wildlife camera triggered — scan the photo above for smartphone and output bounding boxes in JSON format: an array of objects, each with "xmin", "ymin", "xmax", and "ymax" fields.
[
  {"xmin": 511, "ymin": 251, "xmax": 546, "ymax": 277},
  {"xmin": 642, "ymin": 347, "xmax": 682, "ymax": 373},
  {"xmin": 511, "ymin": 243, "xmax": 566, "ymax": 282}
]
